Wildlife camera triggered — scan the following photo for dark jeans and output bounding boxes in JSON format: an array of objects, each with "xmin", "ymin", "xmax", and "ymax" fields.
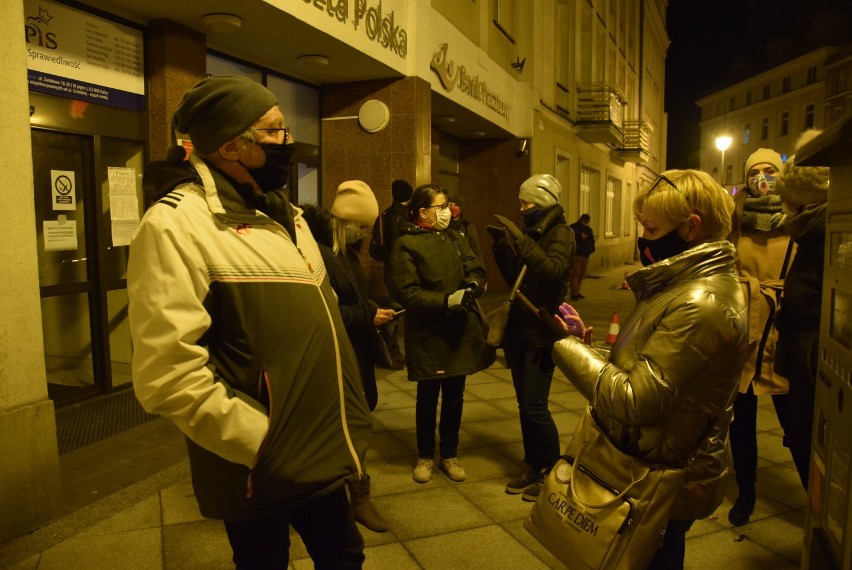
[
  {"xmin": 416, "ymin": 376, "xmax": 466, "ymax": 458},
  {"xmin": 729, "ymin": 386, "xmax": 792, "ymax": 491},
  {"xmin": 647, "ymin": 519, "xmax": 694, "ymax": 570},
  {"xmin": 223, "ymin": 487, "xmax": 364, "ymax": 569},
  {"xmin": 504, "ymin": 342, "xmax": 560, "ymax": 471}
]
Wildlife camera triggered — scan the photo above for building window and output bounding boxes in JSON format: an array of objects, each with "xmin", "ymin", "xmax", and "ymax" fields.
[
  {"xmin": 807, "ymin": 66, "xmax": 817, "ymax": 85},
  {"xmin": 604, "ymin": 178, "xmax": 622, "ymax": 238},
  {"xmin": 804, "ymin": 104, "xmax": 815, "ymax": 129},
  {"xmin": 729, "ymin": 96, "xmax": 736, "ymax": 112},
  {"xmin": 744, "ymin": 91, "xmax": 752, "ymax": 106},
  {"xmin": 760, "ymin": 117, "xmax": 769, "ymax": 140},
  {"xmin": 580, "ymin": 169, "xmax": 592, "ymax": 216},
  {"xmin": 780, "ymin": 111, "xmax": 789, "ymax": 136},
  {"xmin": 743, "ymin": 123, "xmax": 751, "ymax": 144},
  {"xmin": 762, "ymin": 84, "xmax": 770, "ymax": 100},
  {"xmin": 782, "ymin": 75, "xmax": 791, "ymax": 93},
  {"xmin": 725, "ymin": 164, "xmax": 733, "ymax": 186},
  {"xmin": 494, "ymin": 0, "xmax": 518, "ymax": 43}
]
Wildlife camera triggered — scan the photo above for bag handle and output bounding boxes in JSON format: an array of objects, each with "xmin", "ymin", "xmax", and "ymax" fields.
[{"xmin": 569, "ymin": 427, "xmax": 650, "ymax": 509}]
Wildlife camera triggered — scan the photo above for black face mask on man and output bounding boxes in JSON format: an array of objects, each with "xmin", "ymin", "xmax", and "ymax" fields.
[
  {"xmin": 637, "ymin": 228, "xmax": 689, "ymax": 266},
  {"xmin": 245, "ymin": 143, "xmax": 295, "ymax": 192}
]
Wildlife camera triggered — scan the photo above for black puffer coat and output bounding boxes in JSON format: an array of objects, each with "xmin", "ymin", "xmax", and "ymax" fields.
[
  {"xmin": 388, "ymin": 221, "xmax": 489, "ymax": 381},
  {"xmin": 302, "ymin": 205, "xmax": 379, "ymax": 410},
  {"xmin": 492, "ymin": 204, "xmax": 575, "ymax": 349}
]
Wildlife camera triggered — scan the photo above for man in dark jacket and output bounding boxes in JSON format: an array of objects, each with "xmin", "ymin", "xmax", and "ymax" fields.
[
  {"xmin": 370, "ymin": 179, "xmax": 414, "ymax": 367},
  {"xmin": 128, "ymin": 76, "xmax": 371, "ymax": 569},
  {"xmin": 568, "ymin": 213, "xmax": 595, "ymax": 299},
  {"xmin": 488, "ymin": 174, "xmax": 575, "ymax": 501},
  {"xmin": 449, "ymin": 197, "xmax": 483, "ymax": 265},
  {"xmin": 370, "ymin": 179, "xmax": 412, "ymax": 263}
]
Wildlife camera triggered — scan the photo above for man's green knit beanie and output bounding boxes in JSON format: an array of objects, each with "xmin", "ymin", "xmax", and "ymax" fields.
[{"xmin": 173, "ymin": 75, "xmax": 278, "ymax": 155}]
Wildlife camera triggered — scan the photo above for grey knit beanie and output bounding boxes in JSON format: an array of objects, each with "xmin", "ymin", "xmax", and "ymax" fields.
[
  {"xmin": 518, "ymin": 174, "xmax": 561, "ymax": 208},
  {"xmin": 173, "ymin": 75, "xmax": 278, "ymax": 155},
  {"xmin": 776, "ymin": 130, "xmax": 829, "ymax": 206}
]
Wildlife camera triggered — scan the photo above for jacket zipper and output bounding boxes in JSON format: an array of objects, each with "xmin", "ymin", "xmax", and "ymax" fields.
[{"xmin": 245, "ymin": 369, "xmax": 273, "ymax": 499}]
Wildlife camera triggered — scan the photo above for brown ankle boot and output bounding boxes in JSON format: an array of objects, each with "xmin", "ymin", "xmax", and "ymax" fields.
[{"xmin": 347, "ymin": 475, "xmax": 389, "ymax": 532}]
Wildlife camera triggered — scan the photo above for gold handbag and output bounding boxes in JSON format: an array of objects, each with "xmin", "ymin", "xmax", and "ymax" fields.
[{"xmin": 525, "ymin": 407, "xmax": 686, "ymax": 570}]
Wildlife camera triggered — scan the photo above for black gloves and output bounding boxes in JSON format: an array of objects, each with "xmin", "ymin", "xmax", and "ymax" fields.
[
  {"xmin": 486, "ymin": 225, "xmax": 508, "ymax": 241},
  {"xmin": 538, "ymin": 307, "xmax": 570, "ymax": 345},
  {"xmin": 445, "ymin": 288, "xmax": 475, "ymax": 311},
  {"xmin": 493, "ymin": 215, "xmax": 524, "ymax": 242}
]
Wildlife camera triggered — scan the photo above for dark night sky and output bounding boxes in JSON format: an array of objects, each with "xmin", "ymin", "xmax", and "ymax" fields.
[{"xmin": 664, "ymin": 0, "xmax": 851, "ymax": 169}]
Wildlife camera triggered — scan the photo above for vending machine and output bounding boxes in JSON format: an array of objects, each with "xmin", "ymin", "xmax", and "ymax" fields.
[{"xmin": 797, "ymin": 116, "xmax": 852, "ymax": 570}]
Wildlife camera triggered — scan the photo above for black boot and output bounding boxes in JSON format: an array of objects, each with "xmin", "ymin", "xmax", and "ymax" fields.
[
  {"xmin": 728, "ymin": 488, "xmax": 756, "ymax": 526},
  {"xmin": 347, "ymin": 475, "xmax": 389, "ymax": 533}
]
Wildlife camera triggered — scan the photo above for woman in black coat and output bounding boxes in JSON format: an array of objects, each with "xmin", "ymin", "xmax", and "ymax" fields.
[
  {"xmin": 488, "ymin": 174, "xmax": 575, "ymax": 501},
  {"xmin": 387, "ymin": 184, "xmax": 490, "ymax": 485},
  {"xmin": 301, "ymin": 180, "xmax": 397, "ymax": 533}
]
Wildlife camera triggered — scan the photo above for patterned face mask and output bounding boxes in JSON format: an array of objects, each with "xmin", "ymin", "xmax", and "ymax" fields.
[{"xmin": 749, "ymin": 173, "xmax": 777, "ymax": 196}]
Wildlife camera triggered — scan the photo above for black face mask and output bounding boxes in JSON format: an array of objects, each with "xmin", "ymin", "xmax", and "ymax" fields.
[
  {"xmin": 637, "ymin": 228, "xmax": 689, "ymax": 266},
  {"xmin": 245, "ymin": 143, "xmax": 295, "ymax": 192},
  {"xmin": 521, "ymin": 207, "xmax": 547, "ymax": 227}
]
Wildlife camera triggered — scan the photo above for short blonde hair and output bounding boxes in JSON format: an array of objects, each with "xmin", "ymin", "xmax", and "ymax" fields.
[{"xmin": 634, "ymin": 169, "xmax": 734, "ymax": 240}]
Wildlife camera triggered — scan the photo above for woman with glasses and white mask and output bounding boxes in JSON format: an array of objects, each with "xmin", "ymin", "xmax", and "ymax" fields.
[
  {"xmin": 543, "ymin": 169, "xmax": 748, "ymax": 569},
  {"xmin": 388, "ymin": 183, "xmax": 490, "ymax": 484}
]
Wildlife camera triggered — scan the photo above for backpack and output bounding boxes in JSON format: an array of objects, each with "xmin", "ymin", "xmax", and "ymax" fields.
[{"xmin": 369, "ymin": 210, "xmax": 390, "ymax": 263}]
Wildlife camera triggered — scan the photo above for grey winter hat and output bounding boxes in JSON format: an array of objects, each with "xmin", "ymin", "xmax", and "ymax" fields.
[
  {"xmin": 173, "ymin": 75, "xmax": 278, "ymax": 155},
  {"xmin": 519, "ymin": 174, "xmax": 561, "ymax": 208}
]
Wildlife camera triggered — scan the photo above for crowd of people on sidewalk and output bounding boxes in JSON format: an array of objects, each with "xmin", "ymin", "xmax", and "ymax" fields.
[{"xmin": 127, "ymin": 75, "xmax": 829, "ymax": 569}]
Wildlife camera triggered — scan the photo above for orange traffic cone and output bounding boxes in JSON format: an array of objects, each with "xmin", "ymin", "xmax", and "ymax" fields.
[
  {"xmin": 621, "ymin": 272, "xmax": 630, "ymax": 290},
  {"xmin": 606, "ymin": 313, "xmax": 620, "ymax": 344}
]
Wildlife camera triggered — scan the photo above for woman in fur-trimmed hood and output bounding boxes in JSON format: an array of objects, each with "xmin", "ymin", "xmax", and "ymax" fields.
[{"xmin": 773, "ymin": 129, "xmax": 830, "ymax": 491}]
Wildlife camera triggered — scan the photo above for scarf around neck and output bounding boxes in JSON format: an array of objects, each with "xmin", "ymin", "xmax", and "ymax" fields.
[{"xmin": 742, "ymin": 194, "xmax": 785, "ymax": 232}]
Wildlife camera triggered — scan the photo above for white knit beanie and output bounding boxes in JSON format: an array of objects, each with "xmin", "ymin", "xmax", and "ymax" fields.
[
  {"xmin": 330, "ymin": 180, "xmax": 379, "ymax": 226},
  {"xmin": 744, "ymin": 148, "xmax": 783, "ymax": 180}
]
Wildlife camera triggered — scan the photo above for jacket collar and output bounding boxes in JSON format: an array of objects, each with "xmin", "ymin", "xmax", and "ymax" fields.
[
  {"xmin": 627, "ymin": 240, "xmax": 737, "ymax": 301},
  {"xmin": 524, "ymin": 204, "xmax": 566, "ymax": 240},
  {"xmin": 188, "ymin": 153, "xmax": 305, "ymax": 227}
]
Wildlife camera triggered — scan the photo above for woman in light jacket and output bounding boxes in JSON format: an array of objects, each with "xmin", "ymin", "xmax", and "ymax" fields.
[{"xmin": 547, "ymin": 169, "xmax": 748, "ymax": 569}]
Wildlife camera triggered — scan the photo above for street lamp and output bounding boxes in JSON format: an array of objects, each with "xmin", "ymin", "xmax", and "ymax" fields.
[{"xmin": 715, "ymin": 135, "xmax": 732, "ymax": 187}]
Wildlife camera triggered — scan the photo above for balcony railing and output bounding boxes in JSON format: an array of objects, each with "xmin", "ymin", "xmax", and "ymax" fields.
[
  {"xmin": 614, "ymin": 119, "xmax": 652, "ymax": 164},
  {"xmin": 575, "ymin": 83, "xmax": 626, "ymax": 145}
]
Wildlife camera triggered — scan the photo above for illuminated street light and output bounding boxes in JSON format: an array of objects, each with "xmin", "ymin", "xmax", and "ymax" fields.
[{"xmin": 715, "ymin": 135, "xmax": 732, "ymax": 187}]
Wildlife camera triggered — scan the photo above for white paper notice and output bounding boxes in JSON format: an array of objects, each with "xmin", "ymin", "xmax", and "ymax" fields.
[
  {"xmin": 108, "ymin": 166, "xmax": 140, "ymax": 246},
  {"xmin": 51, "ymin": 169, "xmax": 76, "ymax": 211},
  {"xmin": 43, "ymin": 217, "xmax": 78, "ymax": 251}
]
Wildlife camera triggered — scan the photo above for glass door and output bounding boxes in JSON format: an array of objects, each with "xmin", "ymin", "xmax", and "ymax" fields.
[{"xmin": 32, "ymin": 129, "xmax": 144, "ymax": 407}]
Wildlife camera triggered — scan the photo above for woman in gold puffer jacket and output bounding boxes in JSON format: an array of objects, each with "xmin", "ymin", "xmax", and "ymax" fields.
[{"xmin": 550, "ymin": 169, "xmax": 748, "ymax": 569}]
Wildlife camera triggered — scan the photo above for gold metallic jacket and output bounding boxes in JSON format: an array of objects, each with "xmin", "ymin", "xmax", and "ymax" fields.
[{"xmin": 552, "ymin": 240, "xmax": 748, "ymax": 520}]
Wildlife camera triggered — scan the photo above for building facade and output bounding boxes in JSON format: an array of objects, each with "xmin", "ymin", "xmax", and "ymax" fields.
[
  {"xmin": 697, "ymin": 45, "xmax": 843, "ymax": 191},
  {"xmin": 1, "ymin": 0, "xmax": 669, "ymax": 540}
]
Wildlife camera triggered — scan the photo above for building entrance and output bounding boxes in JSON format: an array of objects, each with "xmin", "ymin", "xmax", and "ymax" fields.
[{"xmin": 30, "ymin": 93, "xmax": 146, "ymax": 408}]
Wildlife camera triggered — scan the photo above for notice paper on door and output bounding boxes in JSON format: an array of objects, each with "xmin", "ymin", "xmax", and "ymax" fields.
[
  {"xmin": 107, "ymin": 167, "xmax": 140, "ymax": 246},
  {"xmin": 43, "ymin": 216, "xmax": 78, "ymax": 251}
]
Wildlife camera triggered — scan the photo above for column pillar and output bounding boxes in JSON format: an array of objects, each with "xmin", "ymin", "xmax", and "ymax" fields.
[
  {"xmin": 146, "ymin": 20, "xmax": 207, "ymax": 162},
  {"xmin": 0, "ymin": 0, "xmax": 61, "ymax": 542}
]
